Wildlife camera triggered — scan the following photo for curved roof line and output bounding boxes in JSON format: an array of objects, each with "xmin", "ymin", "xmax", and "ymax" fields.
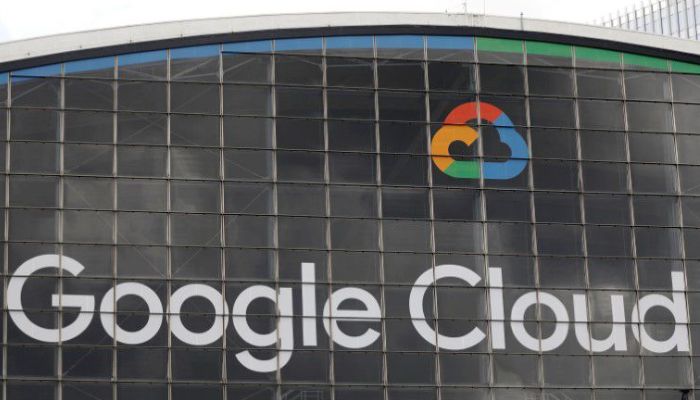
[{"xmin": 2, "ymin": 11, "xmax": 700, "ymax": 66}]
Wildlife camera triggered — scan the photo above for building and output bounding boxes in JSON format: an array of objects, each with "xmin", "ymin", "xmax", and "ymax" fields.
[
  {"xmin": 600, "ymin": 0, "xmax": 700, "ymax": 40},
  {"xmin": 1, "ymin": 11, "xmax": 700, "ymax": 400}
]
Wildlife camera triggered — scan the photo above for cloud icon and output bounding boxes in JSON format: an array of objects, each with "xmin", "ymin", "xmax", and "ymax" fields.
[{"xmin": 431, "ymin": 101, "xmax": 528, "ymax": 180}]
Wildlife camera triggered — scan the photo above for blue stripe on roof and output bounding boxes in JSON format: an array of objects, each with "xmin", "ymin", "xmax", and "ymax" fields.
[
  {"xmin": 222, "ymin": 40, "xmax": 272, "ymax": 53},
  {"xmin": 275, "ymin": 37, "xmax": 322, "ymax": 52},
  {"xmin": 12, "ymin": 64, "xmax": 61, "ymax": 77},
  {"xmin": 376, "ymin": 35, "xmax": 424, "ymax": 48},
  {"xmin": 64, "ymin": 57, "xmax": 114, "ymax": 74},
  {"xmin": 0, "ymin": 73, "xmax": 7, "ymax": 85},
  {"xmin": 119, "ymin": 50, "xmax": 167, "ymax": 67},
  {"xmin": 326, "ymin": 36, "xmax": 373, "ymax": 49},
  {"xmin": 428, "ymin": 36, "xmax": 474, "ymax": 50},
  {"xmin": 171, "ymin": 45, "xmax": 220, "ymax": 60}
]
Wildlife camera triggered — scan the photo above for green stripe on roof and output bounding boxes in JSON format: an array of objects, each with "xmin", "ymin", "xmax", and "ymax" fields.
[
  {"xmin": 526, "ymin": 41, "xmax": 571, "ymax": 58},
  {"xmin": 575, "ymin": 46, "xmax": 620, "ymax": 65},
  {"xmin": 671, "ymin": 60, "xmax": 700, "ymax": 74},
  {"xmin": 623, "ymin": 53, "xmax": 668, "ymax": 70},
  {"xmin": 477, "ymin": 37, "xmax": 522, "ymax": 53}
]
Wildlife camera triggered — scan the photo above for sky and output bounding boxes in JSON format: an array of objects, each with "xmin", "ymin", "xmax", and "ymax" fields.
[{"xmin": 0, "ymin": 0, "xmax": 640, "ymax": 43}]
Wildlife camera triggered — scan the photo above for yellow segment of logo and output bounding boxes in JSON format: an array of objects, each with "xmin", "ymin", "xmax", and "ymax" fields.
[{"xmin": 431, "ymin": 124, "xmax": 479, "ymax": 171}]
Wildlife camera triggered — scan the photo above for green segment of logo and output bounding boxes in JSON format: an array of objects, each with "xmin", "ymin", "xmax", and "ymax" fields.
[{"xmin": 444, "ymin": 160, "xmax": 480, "ymax": 179}]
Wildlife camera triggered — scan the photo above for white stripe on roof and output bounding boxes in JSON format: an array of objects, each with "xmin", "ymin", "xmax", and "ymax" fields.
[{"xmin": 2, "ymin": 12, "xmax": 700, "ymax": 66}]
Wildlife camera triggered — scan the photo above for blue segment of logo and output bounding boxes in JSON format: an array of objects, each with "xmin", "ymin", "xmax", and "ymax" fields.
[{"xmin": 482, "ymin": 113, "xmax": 529, "ymax": 180}]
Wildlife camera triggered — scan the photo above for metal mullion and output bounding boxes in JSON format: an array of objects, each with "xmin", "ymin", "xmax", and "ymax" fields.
[
  {"xmin": 667, "ymin": 59, "xmax": 695, "ymax": 390},
  {"xmin": 619, "ymin": 52, "xmax": 646, "ymax": 398},
  {"xmin": 270, "ymin": 40, "xmax": 282, "ymax": 398},
  {"xmin": 668, "ymin": 0, "xmax": 675, "ymax": 36},
  {"xmin": 473, "ymin": 39, "xmax": 495, "ymax": 400},
  {"xmin": 321, "ymin": 37, "xmax": 335, "ymax": 399},
  {"xmin": 3, "ymin": 69, "xmax": 10, "ymax": 400},
  {"xmin": 675, "ymin": 0, "xmax": 683, "ymax": 36},
  {"xmin": 165, "ymin": 49, "xmax": 173, "ymax": 400},
  {"xmin": 371, "ymin": 36, "xmax": 389, "ymax": 400},
  {"xmin": 57, "ymin": 62, "xmax": 65, "ymax": 400},
  {"xmin": 694, "ymin": 0, "xmax": 700, "ymax": 39},
  {"xmin": 218, "ymin": 44, "xmax": 227, "ymax": 398},
  {"xmin": 111, "ymin": 55, "xmax": 118, "ymax": 399},
  {"xmin": 520, "ymin": 40, "xmax": 544, "ymax": 397},
  {"xmin": 661, "ymin": 0, "xmax": 668, "ymax": 35},
  {"xmin": 683, "ymin": 0, "xmax": 692, "ymax": 38},
  {"xmin": 422, "ymin": 35, "xmax": 441, "ymax": 400},
  {"xmin": 571, "ymin": 47, "xmax": 596, "ymax": 399},
  {"xmin": 684, "ymin": 0, "xmax": 695, "ymax": 38}
]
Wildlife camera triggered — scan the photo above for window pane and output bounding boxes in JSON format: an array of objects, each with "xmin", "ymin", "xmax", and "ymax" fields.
[
  {"xmin": 9, "ymin": 175, "xmax": 59, "ymax": 207},
  {"xmin": 118, "ymin": 179, "xmax": 167, "ymax": 211},
  {"xmin": 171, "ymin": 147, "xmax": 220, "ymax": 179},
  {"xmin": 629, "ymin": 132, "xmax": 675, "ymax": 163},
  {"xmin": 65, "ymin": 110, "xmax": 113, "ymax": 143},
  {"xmin": 576, "ymin": 69, "xmax": 623, "ymax": 99},
  {"xmin": 580, "ymin": 131, "xmax": 627, "ymax": 161},
  {"xmin": 529, "ymin": 98, "xmax": 575, "ymax": 128},
  {"xmin": 329, "ymin": 186, "xmax": 377, "ymax": 218},
  {"xmin": 224, "ymin": 116, "xmax": 272, "ymax": 148},
  {"xmin": 631, "ymin": 164, "xmax": 678, "ymax": 194},
  {"xmin": 533, "ymin": 160, "xmax": 579, "ymax": 190},
  {"xmin": 117, "ymin": 112, "xmax": 166, "ymax": 145},
  {"xmin": 65, "ymin": 78, "xmax": 113, "ymax": 110},
  {"xmin": 11, "ymin": 109, "xmax": 59, "ymax": 141},
  {"xmin": 624, "ymin": 71, "xmax": 671, "ymax": 100},
  {"xmin": 531, "ymin": 128, "xmax": 577, "ymax": 159},
  {"xmin": 634, "ymin": 195, "xmax": 679, "ymax": 226},
  {"xmin": 275, "ymin": 54, "xmax": 322, "ymax": 85},
  {"xmin": 118, "ymin": 81, "xmax": 166, "ymax": 112},
  {"xmin": 223, "ymin": 85, "xmax": 272, "ymax": 116},
  {"xmin": 584, "ymin": 194, "xmax": 630, "ymax": 224},
  {"xmin": 117, "ymin": 146, "xmax": 167, "ymax": 177},
  {"xmin": 535, "ymin": 192, "xmax": 580, "ymax": 223},
  {"xmin": 171, "ymin": 82, "xmax": 219, "ymax": 114},
  {"xmin": 379, "ymin": 91, "xmax": 425, "ymax": 121},
  {"xmin": 485, "ymin": 190, "xmax": 530, "ymax": 222},
  {"xmin": 382, "ymin": 187, "xmax": 430, "ymax": 219},
  {"xmin": 579, "ymin": 100, "xmax": 624, "ymax": 130},
  {"xmin": 428, "ymin": 61, "xmax": 475, "ymax": 92},
  {"xmin": 223, "ymin": 52, "xmax": 272, "ymax": 83},
  {"xmin": 479, "ymin": 64, "xmax": 525, "ymax": 94},
  {"xmin": 626, "ymin": 102, "xmax": 672, "ymax": 132},
  {"xmin": 582, "ymin": 162, "xmax": 628, "ymax": 193},
  {"xmin": 172, "ymin": 180, "xmax": 220, "ymax": 213},
  {"xmin": 327, "ymin": 89, "xmax": 375, "ymax": 120},
  {"xmin": 64, "ymin": 144, "xmax": 113, "ymax": 175},
  {"xmin": 10, "ymin": 142, "xmax": 59, "ymax": 173},
  {"xmin": 276, "ymin": 87, "xmax": 323, "ymax": 118},
  {"xmin": 326, "ymin": 56, "xmax": 373, "ymax": 88},
  {"xmin": 378, "ymin": 59, "xmax": 424, "ymax": 90}
]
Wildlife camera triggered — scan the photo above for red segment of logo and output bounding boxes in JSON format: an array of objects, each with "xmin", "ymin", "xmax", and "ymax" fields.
[{"xmin": 444, "ymin": 102, "xmax": 503, "ymax": 125}]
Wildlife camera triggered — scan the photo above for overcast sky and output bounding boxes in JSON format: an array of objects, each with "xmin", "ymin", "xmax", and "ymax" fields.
[{"xmin": 0, "ymin": 0, "xmax": 641, "ymax": 43}]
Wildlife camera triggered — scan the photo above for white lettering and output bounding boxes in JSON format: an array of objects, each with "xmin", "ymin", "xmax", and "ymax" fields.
[
  {"xmin": 169, "ymin": 284, "xmax": 229, "ymax": 346},
  {"xmin": 100, "ymin": 282, "xmax": 163, "ymax": 345},
  {"xmin": 410, "ymin": 264, "xmax": 486, "ymax": 350},
  {"xmin": 323, "ymin": 287, "xmax": 381, "ymax": 349},
  {"xmin": 631, "ymin": 271, "xmax": 689, "ymax": 353},
  {"xmin": 8, "ymin": 255, "xmax": 94, "ymax": 343},
  {"xmin": 233, "ymin": 285, "xmax": 294, "ymax": 372}
]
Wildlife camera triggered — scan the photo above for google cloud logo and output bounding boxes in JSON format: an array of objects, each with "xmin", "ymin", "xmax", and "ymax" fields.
[{"xmin": 431, "ymin": 102, "xmax": 528, "ymax": 180}]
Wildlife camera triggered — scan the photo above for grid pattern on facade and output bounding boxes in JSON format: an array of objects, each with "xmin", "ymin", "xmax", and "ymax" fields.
[
  {"xmin": 0, "ymin": 34, "xmax": 700, "ymax": 399},
  {"xmin": 601, "ymin": 0, "xmax": 700, "ymax": 40}
]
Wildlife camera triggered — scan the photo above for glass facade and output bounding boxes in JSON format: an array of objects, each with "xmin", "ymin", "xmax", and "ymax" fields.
[
  {"xmin": 601, "ymin": 0, "xmax": 700, "ymax": 40},
  {"xmin": 1, "ymin": 32, "xmax": 700, "ymax": 399}
]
